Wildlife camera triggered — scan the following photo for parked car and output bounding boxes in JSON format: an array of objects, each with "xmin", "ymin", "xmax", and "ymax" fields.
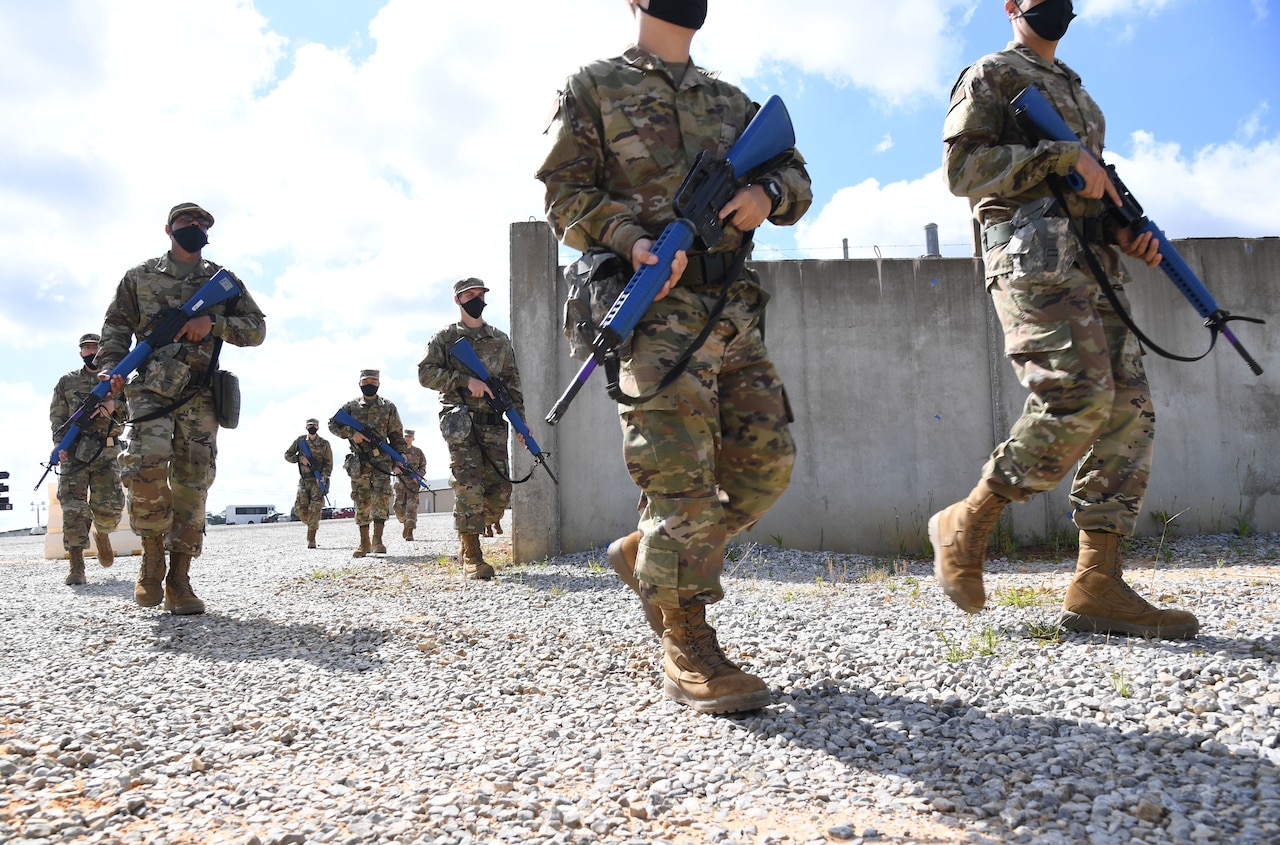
[
  {"xmin": 263, "ymin": 512, "xmax": 286, "ymax": 523},
  {"xmin": 321, "ymin": 507, "xmax": 335, "ymax": 520},
  {"xmin": 331, "ymin": 507, "xmax": 355, "ymax": 519}
]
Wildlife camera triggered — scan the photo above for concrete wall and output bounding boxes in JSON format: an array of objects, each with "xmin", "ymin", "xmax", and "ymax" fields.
[{"xmin": 508, "ymin": 221, "xmax": 1278, "ymax": 561}]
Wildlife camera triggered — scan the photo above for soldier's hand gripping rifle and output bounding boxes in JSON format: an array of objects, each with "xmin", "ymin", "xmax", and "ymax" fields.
[
  {"xmin": 36, "ymin": 269, "xmax": 243, "ymax": 489},
  {"xmin": 296, "ymin": 436, "xmax": 330, "ymax": 503},
  {"xmin": 330, "ymin": 407, "xmax": 429, "ymax": 490},
  {"xmin": 1013, "ymin": 85, "xmax": 1264, "ymax": 375},
  {"xmin": 545, "ymin": 95, "xmax": 798, "ymax": 424},
  {"xmin": 450, "ymin": 337, "xmax": 558, "ymax": 485}
]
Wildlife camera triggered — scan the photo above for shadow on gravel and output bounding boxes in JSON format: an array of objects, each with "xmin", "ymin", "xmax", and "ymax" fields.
[
  {"xmin": 730, "ymin": 679, "xmax": 1279, "ymax": 843},
  {"xmin": 149, "ymin": 614, "xmax": 386, "ymax": 673}
]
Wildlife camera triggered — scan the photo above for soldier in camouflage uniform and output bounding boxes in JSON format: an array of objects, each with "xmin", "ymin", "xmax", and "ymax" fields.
[
  {"xmin": 285, "ymin": 418, "xmax": 333, "ymax": 549},
  {"xmin": 99, "ymin": 202, "xmax": 266, "ymax": 615},
  {"xmin": 931, "ymin": 0, "xmax": 1198, "ymax": 639},
  {"xmin": 418, "ymin": 278, "xmax": 526, "ymax": 581},
  {"xmin": 536, "ymin": 0, "xmax": 812, "ymax": 714},
  {"xmin": 49, "ymin": 333, "xmax": 126, "ymax": 586},
  {"xmin": 329, "ymin": 370, "xmax": 406, "ymax": 558},
  {"xmin": 393, "ymin": 429, "xmax": 427, "ymax": 541}
]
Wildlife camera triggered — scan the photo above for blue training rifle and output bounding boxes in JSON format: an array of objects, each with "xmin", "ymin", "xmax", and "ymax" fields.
[
  {"xmin": 450, "ymin": 337, "xmax": 557, "ymax": 485},
  {"xmin": 36, "ymin": 269, "xmax": 243, "ymax": 489},
  {"xmin": 1013, "ymin": 85, "xmax": 1264, "ymax": 376},
  {"xmin": 545, "ymin": 94, "xmax": 799, "ymax": 424},
  {"xmin": 297, "ymin": 436, "xmax": 329, "ymax": 499},
  {"xmin": 331, "ymin": 407, "xmax": 429, "ymax": 490}
]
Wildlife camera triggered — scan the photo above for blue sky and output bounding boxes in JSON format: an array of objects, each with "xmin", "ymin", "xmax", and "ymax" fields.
[{"xmin": 0, "ymin": 0, "xmax": 1276, "ymax": 533}]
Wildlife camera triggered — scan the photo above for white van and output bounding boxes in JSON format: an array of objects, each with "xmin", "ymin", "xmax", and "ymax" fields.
[{"xmin": 225, "ymin": 505, "xmax": 277, "ymax": 525}]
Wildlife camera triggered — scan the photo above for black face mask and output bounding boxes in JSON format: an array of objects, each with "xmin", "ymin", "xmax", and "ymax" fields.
[
  {"xmin": 172, "ymin": 225, "xmax": 209, "ymax": 253},
  {"xmin": 461, "ymin": 297, "xmax": 486, "ymax": 319},
  {"xmin": 642, "ymin": 0, "xmax": 706, "ymax": 30},
  {"xmin": 1018, "ymin": 0, "xmax": 1075, "ymax": 42},
  {"xmin": 360, "ymin": 384, "xmax": 379, "ymax": 398},
  {"xmin": 306, "ymin": 426, "xmax": 319, "ymax": 436},
  {"xmin": 82, "ymin": 354, "xmax": 97, "ymax": 370}
]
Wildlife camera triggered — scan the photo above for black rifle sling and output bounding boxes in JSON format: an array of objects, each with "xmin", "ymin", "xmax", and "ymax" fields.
[
  {"xmin": 603, "ymin": 234, "xmax": 754, "ymax": 406},
  {"xmin": 1047, "ymin": 177, "xmax": 1210, "ymax": 364},
  {"xmin": 455, "ymin": 388, "xmax": 536, "ymax": 485}
]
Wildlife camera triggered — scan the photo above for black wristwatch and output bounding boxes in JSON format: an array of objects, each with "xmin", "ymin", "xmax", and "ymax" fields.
[{"xmin": 757, "ymin": 179, "xmax": 783, "ymax": 215}]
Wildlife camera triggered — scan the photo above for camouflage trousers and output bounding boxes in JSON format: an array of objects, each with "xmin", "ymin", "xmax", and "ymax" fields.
[
  {"xmin": 619, "ymin": 294, "xmax": 795, "ymax": 609},
  {"xmin": 350, "ymin": 469, "xmax": 392, "ymax": 526},
  {"xmin": 294, "ymin": 478, "xmax": 326, "ymax": 530},
  {"xmin": 986, "ymin": 265, "xmax": 1154, "ymax": 535},
  {"xmin": 121, "ymin": 388, "xmax": 217, "ymax": 556},
  {"xmin": 449, "ymin": 424, "xmax": 511, "ymax": 534},
  {"xmin": 56, "ymin": 444, "xmax": 123, "ymax": 550},
  {"xmin": 394, "ymin": 484, "xmax": 420, "ymax": 529}
]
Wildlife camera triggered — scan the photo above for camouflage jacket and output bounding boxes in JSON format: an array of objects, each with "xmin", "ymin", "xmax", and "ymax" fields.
[
  {"xmin": 49, "ymin": 366, "xmax": 125, "ymax": 443},
  {"xmin": 418, "ymin": 322, "xmax": 524, "ymax": 420},
  {"xmin": 329, "ymin": 395, "xmax": 407, "ymax": 472},
  {"xmin": 536, "ymin": 46, "xmax": 812, "ymax": 272},
  {"xmin": 944, "ymin": 42, "xmax": 1123, "ymax": 279},
  {"xmin": 96, "ymin": 252, "xmax": 267, "ymax": 399},
  {"xmin": 396, "ymin": 445, "xmax": 426, "ymax": 488},
  {"xmin": 285, "ymin": 434, "xmax": 333, "ymax": 481}
]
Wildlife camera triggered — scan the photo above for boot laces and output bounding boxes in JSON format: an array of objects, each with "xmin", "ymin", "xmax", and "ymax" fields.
[{"xmin": 684, "ymin": 609, "xmax": 734, "ymax": 676}]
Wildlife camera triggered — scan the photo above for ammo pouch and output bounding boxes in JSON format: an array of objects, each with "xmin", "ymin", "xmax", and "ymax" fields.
[
  {"xmin": 439, "ymin": 404, "xmax": 473, "ymax": 445},
  {"xmin": 210, "ymin": 370, "xmax": 241, "ymax": 429},
  {"xmin": 343, "ymin": 452, "xmax": 362, "ymax": 478},
  {"xmin": 563, "ymin": 248, "xmax": 630, "ymax": 361},
  {"xmin": 141, "ymin": 354, "xmax": 192, "ymax": 400},
  {"xmin": 1005, "ymin": 197, "xmax": 1079, "ymax": 283}
]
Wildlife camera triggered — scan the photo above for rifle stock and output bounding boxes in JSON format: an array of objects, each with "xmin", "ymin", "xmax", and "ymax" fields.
[
  {"xmin": 36, "ymin": 269, "xmax": 243, "ymax": 489},
  {"xmin": 1013, "ymin": 86, "xmax": 1263, "ymax": 375}
]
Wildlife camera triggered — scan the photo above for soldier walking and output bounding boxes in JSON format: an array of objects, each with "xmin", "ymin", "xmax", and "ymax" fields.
[
  {"xmin": 536, "ymin": 0, "xmax": 812, "ymax": 713},
  {"xmin": 285, "ymin": 418, "xmax": 332, "ymax": 549},
  {"xmin": 932, "ymin": 0, "xmax": 1197, "ymax": 638},
  {"xmin": 98, "ymin": 202, "xmax": 266, "ymax": 614},
  {"xmin": 329, "ymin": 370, "xmax": 406, "ymax": 558},
  {"xmin": 393, "ymin": 429, "xmax": 427, "ymax": 541},
  {"xmin": 418, "ymin": 278, "xmax": 526, "ymax": 580},
  {"xmin": 49, "ymin": 333, "xmax": 126, "ymax": 586}
]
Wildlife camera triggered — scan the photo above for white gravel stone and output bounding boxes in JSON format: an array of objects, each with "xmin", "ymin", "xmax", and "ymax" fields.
[{"xmin": 1, "ymin": 519, "xmax": 1278, "ymax": 843}]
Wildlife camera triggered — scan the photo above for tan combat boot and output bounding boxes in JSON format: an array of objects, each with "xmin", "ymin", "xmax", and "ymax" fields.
[
  {"xmin": 461, "ymin": 533, "xmax": 494, "ymax": 580},
  {"xmin": 372, "ymin": 520, "xmax": 387, "ymax": 554},
  {"xmin": 402, "ymin": 523, "xmax": 412, "ymax": 541},
  {"xmin": 306, "ymin": 526, "xmax": 317, "ymax": 549},
  {"xmin": 929, "ymin": 479, "xmax": 1011, "ymax": 613},
  {"xmin": 65, "ymin": 548, "xmax": 87, "ymax": 586},
  {"xmin": 95, "ymin": 530, "xmax": 114, "ymax": 568},
  {"xmin": 660, "ymin": 603, "xmax": 771, "ymax": 714},
  {"xmin": 1059, "ymin": 530, "xmax": 1199, "ymax": 639},
  {"xmin": 353, "ymin": 524, "xmax": 371, "ymax": 558},
  {"xmin": 135, "ymin": 535, "xmax": 167, "ymax": 607},
  {"xmin": 164, "ymin": 552, "xmax": 206, "ymax": 615},
  {"xmin": 606, "ymin": 531, "xmax": 663, "ymax": 636}
]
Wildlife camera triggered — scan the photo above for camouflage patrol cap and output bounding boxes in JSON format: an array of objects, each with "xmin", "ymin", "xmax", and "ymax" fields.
[
  {"xmin": 306, "ymin": 418, "xmax": 319, "ymax": 426},
  {"xmin": 404, "ymin": 429, "xmax": 415, "ymax": 437},
  {"xmin": 168, "ymin": 202, "xmax": 215, "ymax": 226},
  {"xmin": 359, "ymin": 369, "xmax": 380, "ymax": 381},
  {"xmin": 453, "ymin": 277, "xmax": 489, "ymax": 296},
  {"xmin": 78, "ymin": 333, "xmax": 100, "ymax": 347}
]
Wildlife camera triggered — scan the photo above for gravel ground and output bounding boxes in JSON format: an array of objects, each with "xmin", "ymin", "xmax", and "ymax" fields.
[{"xmin": 1, "ymin": 514, "xmax": 1278, "ymax": 845}]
